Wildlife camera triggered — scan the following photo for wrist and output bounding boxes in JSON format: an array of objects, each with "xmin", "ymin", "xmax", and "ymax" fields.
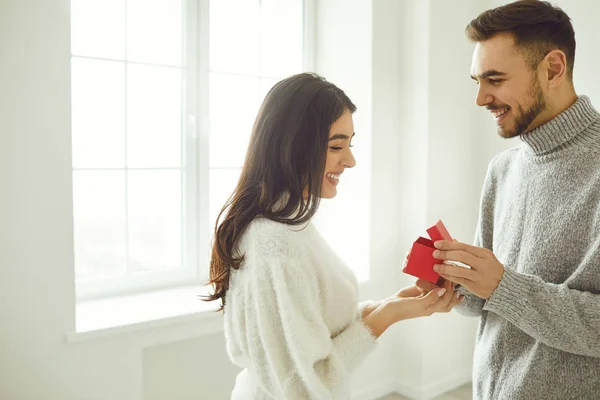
[
  {"xmin": 360, "ymin": 300, "xmax": 381, "ymax": 319},
  {"xmin": 486, "ymin": 265, "xmax": 506, "ymax": 299},
  {"xmin": 374, "ymin": 298, "xmax": 399, "ymax": 325},
  {"xmin": 362, "ymin": 301, "xmax": 394, "ymax": 338}
]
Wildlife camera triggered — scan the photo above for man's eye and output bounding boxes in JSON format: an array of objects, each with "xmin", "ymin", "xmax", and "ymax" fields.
[{"xmin": 489, "ymin": 79, "xmax": 504, "ymax": 85}]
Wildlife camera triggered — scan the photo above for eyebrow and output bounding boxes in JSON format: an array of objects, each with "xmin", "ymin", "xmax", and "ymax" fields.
[
  {"xmin": 470, "ymin": 70, "xmax": 508, "ymax": 81},
  {"xmin": 328, "ymin": 132, "xmax": 355, "ymax": 141}
]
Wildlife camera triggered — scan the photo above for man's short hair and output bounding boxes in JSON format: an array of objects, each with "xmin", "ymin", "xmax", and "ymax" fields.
[{"xmin": 466, "ymin": 0, "xmax": 576, "ymax": 79}]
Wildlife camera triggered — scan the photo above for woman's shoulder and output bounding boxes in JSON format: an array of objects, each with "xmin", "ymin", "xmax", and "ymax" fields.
[{"xmin": 240, "ymin": 217, "xmax": 312, "ymax": 258}]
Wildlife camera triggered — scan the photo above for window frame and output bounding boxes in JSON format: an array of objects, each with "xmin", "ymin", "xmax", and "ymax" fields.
[{"xmin": 74, "ymin": 0, "xmax": 316, "ymax": 301}]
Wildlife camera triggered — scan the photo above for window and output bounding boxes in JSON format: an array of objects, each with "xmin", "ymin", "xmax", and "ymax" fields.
[
  {"xmin": 71, "ymin": 0, "xmax": 311, "ymax": 300},
  {"xmin": 207, "ymin": 0, "xmax": 307, "ymax": 257}
]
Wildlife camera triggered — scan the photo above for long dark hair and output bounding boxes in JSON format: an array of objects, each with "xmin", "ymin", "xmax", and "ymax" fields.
[{"xmin": 203, "ymin": 73, "xmax": 356, "ymax": 310}]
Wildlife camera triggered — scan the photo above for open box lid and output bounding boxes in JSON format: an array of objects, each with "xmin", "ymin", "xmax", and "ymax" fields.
[{"xmin": 426, "ymin": 220, "xmax": 452, "ymax": 243}]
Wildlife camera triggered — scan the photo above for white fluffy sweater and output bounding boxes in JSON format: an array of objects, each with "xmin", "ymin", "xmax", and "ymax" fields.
[{"xmin": 224, "ymin": 217, "xmax": 376, "ymax": 399}]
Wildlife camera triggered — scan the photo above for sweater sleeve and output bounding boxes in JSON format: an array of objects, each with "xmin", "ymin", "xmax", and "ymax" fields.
[
  {"xmin": 484, "ymin": 266, "xmax": 600, "ymax": 358},
  {"xmin": 246, "ymin": 254, "xmax": 376, "ymax": 399},
  {"xmin": 357, "ymin": 300, "xmax": 378, "ymax": 319}
]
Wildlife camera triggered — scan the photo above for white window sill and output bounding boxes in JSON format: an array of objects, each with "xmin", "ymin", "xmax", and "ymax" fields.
[
  {"xmin": 66, "ymin": 280, "xmax": 376, "ymax": 344},
  {"xmin": 66, "ymin": 285, "xmax": 222, "ymax": 344}
]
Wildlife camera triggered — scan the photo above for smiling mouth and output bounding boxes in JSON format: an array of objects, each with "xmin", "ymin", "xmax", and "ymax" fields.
[
  {"xmin": 325, "ymin": 173, "xmax": 341, "ymax": 186},
  {"xmin": 490, "ymin": 107, "xmax": 510, "ymax": 120}
]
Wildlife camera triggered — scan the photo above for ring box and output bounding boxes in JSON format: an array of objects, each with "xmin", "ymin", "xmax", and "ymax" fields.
[{"xmin": 402, "ymin": 220, "xmax": 452, "ymax": 285}]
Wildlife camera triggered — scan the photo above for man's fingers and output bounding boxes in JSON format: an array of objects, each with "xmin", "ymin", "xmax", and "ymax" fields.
[
  {"xmin": 433, "ymin": 250, "xmax": 479, "ymax": 269},
  {"xmin": 438, "ymin": 274, "xmax": 471, "ymax": 289},
  {"xmin": 434, "ymin": 240, "xmax": 490, "ymax": 258},
  {"xmin": 435, "ymin": 263, "xmax": 475, "ymax": 280}
]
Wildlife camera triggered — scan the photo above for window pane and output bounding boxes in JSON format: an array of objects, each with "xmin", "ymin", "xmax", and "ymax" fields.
[
  {"xmin": 127, "ymin": 0, "xmax": 183, "ymax": 66},
  {"xmin": 259, "ymin": 0, "xmax": 304, "ymax": 77},
  {"xmin": 127, "ymin": 64, "xmax": 182, "ymax": 168},
  {"xmin": 71, "ymin": 0, "xmax": 126, "ymax": 60},
  {"xmin": 209, "ymin": 168, "xmax": 241, "ymax": 231},
  {"xmin": 209, "ymin": 72, "xmax": 259, "ymax": 168},
  {"xmin": 209, "ymin": 0, "xmax": 260, "ymax": 75},
  {"xmin": 73, "ymin": 171, "xmax": 127, "ymax": 280},
  {"xmin": 128, "ymin": 170, "xmax": 182, "ymax": 272},
  {"xmin": 71, "ymin": 58, "xmax": 126, "ymax": 169}
]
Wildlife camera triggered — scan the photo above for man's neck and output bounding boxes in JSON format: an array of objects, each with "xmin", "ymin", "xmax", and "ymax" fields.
[{"xmin": 527, "ymin": 89, "xmax": 578, "ymax": 132}]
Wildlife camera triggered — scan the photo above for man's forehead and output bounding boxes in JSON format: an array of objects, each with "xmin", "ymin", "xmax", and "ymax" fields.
[{"xmin": 471, "ymin": 34, "xmax": 520, "ymax": 77}]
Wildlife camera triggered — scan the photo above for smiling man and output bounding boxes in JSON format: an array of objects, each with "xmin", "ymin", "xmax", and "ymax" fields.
[{"xmin": 420, "ymin": 1, "xmax": 600, "ymax": 399}]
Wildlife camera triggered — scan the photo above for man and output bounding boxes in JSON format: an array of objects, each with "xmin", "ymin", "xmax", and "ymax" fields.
[{"xmin": 420, "ymin": 1, "xmax": 600, "ymax": 399}]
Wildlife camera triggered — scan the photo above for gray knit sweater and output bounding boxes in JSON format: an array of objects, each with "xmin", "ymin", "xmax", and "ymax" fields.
[{"xmin": 456, "ymin": 96, "xmax": 600, "ymax": 400}]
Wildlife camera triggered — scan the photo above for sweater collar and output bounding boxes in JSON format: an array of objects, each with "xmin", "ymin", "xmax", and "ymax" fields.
[{"xmin": 519, "ymin": 96, "xmax": 599, "ymax": 156}]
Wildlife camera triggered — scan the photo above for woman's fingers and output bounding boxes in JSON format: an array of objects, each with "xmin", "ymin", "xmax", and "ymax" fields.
[
  {"xmin": 395, "ymin": 285, "xmax": 423, "ymax": 298},
  {"xmin": 446, "ymin": 291, "xmax": 464, "ymax": 311},
  {"xmin": 429, "ymin": 281, "xmax": 453, "ymax": 312},
  {"xmin": 416, "ymin": 279, "xmax": 438, "ymax": 293},
  {"xmin": 420, "ymin": 287, "xmax": 447, "ymax": 312}
]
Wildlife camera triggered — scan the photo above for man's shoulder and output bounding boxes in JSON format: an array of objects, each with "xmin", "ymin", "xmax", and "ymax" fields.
[{"xmin": 487, "ymin": 144, "xmax": 523, "ymax": 174}]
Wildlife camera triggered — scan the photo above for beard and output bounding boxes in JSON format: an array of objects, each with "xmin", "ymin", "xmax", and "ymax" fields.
[{"xmin": 494, "ymin": 78, "xmax": 547, "ymax": 139}]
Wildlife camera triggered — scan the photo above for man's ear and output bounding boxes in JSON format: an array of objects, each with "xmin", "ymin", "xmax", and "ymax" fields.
[{"xmin": 545, "ymin": 49, "xmax": 568, "ymax": 87}]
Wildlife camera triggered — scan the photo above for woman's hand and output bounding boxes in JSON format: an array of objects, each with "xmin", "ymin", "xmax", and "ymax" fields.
[
  {"xmin": 362, "ymin": 281, "xmax": 462, "ymax": 338},
  {"xmin": 387, "ymin": 280, "xmax": 461, "ymax": 320},
  {"xmin": 360, "ymin": 300, "xmax": 381, "ymax": 319}
]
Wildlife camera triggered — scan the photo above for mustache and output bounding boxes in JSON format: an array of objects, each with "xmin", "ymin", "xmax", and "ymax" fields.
[{"xmin": 486, "ymin": 104, "xmax": 510, "ymax": 111}]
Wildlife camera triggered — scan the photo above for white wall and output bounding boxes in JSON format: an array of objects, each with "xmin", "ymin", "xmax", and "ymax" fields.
[
  {"xmin": 311, "ymin": 0, "xmax": 373, "ymax": 283},
  {"xmin": 370, "ymin": 0, "xmax": 484, "ymax": 397},
  {"xmin": 1, "ymin": 1, "xmax": 81, "ymax": 398},
  {"xmin": 563, "ymin": 0, "xmax": 600, "ymax": 104},
  {"xmin": 143, "ymin": 335, "xmax": 239, "ymax": 400},
  {"xmin": 3, "ymin": 0, "xmax": 600, "ymax": 399},
  {"xmin": 370, "ymin": 0, "xmax": 432, "ymax": 392}
]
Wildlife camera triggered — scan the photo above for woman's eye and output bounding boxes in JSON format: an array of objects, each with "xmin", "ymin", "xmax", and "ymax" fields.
[{"xmin": 330, "ymin": 146, "xmax": 343, "ymax": 151}]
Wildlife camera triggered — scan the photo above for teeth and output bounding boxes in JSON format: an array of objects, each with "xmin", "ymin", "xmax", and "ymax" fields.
[
  {"xmin": 326, "ymin": 173, "xmax": 340, "ymax": 180},
  {"xmin": 492, "ymin": 108, "xmax": 509, "ymax": 118}
]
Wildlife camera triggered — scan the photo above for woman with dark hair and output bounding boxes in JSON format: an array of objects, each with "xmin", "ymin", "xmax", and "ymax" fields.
[{"xmin": 204, "ymin": 73, "xmax": 461, "ymax": 399}]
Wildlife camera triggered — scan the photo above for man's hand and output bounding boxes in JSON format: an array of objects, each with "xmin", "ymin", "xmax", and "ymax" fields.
[{"xmin": 432, "ymin": 240, "xmax": 504, "ymax": 299}]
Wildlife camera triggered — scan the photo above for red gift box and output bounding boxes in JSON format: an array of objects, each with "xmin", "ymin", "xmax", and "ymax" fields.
[{"xmin": 403, "ymin": 220, "xmax": 452, "ymax": 285}]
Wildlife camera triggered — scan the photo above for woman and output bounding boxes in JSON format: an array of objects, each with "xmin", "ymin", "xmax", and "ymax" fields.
[{"xmin": 204, "ymin": 73, "xmax": 462, "ymax": 399}]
